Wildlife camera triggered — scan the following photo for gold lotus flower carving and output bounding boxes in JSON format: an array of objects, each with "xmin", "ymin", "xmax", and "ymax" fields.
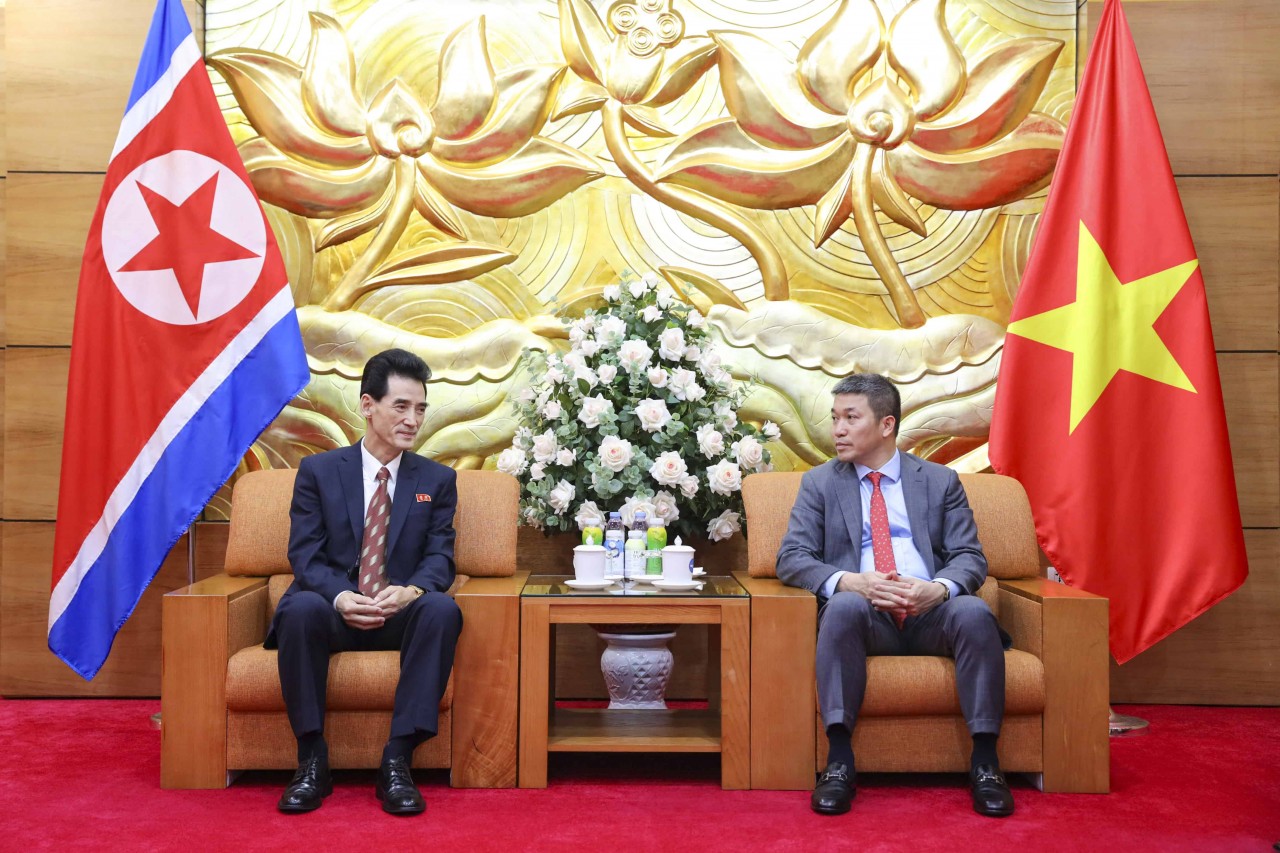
[
  {"xmin": 656, "ymin": 0, "xmax": 1066, "ymax": 328},
  {"xmin": 209, "ymin": 13, "xmax": 604, "ymax": 311}
]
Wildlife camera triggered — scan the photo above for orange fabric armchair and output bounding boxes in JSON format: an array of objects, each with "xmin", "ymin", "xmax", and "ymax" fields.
[
  {"xmin": 737, "ymin": 471, "xmax": 1110, "ymax": 793},
  {"xmin": 160, "ymin": 468, "xmax": 525, "ymax": 789}
]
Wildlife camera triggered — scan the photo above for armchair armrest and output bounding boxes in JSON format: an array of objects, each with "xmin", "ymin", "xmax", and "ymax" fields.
[
  {"xmin": 733, "ymin": 572, "xmax": 817, "ymax": 790},
  {"xmin": 998, "ymin": 579, "xmax": 1110, "ymax": 793},
  {"xmin": 161, "ymin": 573, "xmax": 267, "ymax": 789},
  {"xmin": 450, "ymin": 571, "xmax": 529, "ymax": 788}
]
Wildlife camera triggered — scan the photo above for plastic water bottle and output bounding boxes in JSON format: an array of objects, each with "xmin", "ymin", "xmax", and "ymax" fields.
[
  {"xmin": 645, "ymin": 515, "xmax": 667, "ymax": 575},
  {"xmin": 625, "ymin": 511, "xmax": 648, "ymax": 579},
  {"xmin": 604, "ymin": 512, "xmax": 625, "ymax": 577}
]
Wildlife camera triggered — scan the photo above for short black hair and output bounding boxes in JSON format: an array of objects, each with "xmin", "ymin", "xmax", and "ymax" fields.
[
  {"xmin": 360, "ymin": 348, "xmax": 431, "ymax": 400},
  {"xmin": 832, "ymin": 373, "xmax": 901, "ymax": 436}
]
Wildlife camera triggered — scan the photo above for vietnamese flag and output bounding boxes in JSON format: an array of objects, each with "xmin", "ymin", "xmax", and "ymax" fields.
[{"xmin": 989, "ymin": 0, "xmax": 1247, "ymax": 664}]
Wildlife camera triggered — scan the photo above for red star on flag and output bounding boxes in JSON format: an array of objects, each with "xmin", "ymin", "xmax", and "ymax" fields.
[{"xmin": 119, "ymin": 173, "xmax": 260, "ymax": 316}]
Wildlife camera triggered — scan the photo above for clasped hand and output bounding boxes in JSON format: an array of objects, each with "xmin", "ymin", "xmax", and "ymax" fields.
[
  {"xmin": 335, "ymin": 585, "xmax": 417, "ymax": 630},
  {"xmin": 836, "ymin": 571, "xmax": 947, "ymax": 618}
]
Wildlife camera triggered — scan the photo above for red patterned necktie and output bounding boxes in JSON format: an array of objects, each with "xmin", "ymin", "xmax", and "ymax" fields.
[
  {"xmin": 867, "ymin": 471, "xmax": 904, "ymax": 627},
  {"xmin": 358, "ymin": 466, "xmax": 391, "ymax": 597}
]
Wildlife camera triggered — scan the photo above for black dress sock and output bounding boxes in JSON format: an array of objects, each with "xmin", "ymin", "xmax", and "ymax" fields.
[
  {"xmin": 971, "ymin": 732, "xmax": 1000, "ymax": 769},
  {"xmin": 382, "ymin": 734, "xmax": 421, "ymax": 764},
  {"xmin": 825, "ymin": 724, "xmax": 855, "ymax": 771},
  {"xmin": 297, "ymin": 733, "xmax": 327, "ymax": 764}
]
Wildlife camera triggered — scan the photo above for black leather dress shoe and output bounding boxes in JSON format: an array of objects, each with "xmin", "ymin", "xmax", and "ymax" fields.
[
  {"xmin": 970, "ymin": 764, "xmax": 1015, "ymax": 817},
  {"xmin": 277, "ymin": 756, "xmax": 332, "ymax": 813},
  {"xmin": 377, "ymin": 756, "xmax": 426, "ymax": 815},
  {"xmin": 810, "ymin": 761, "xmax": 855, "ymax": 815}
]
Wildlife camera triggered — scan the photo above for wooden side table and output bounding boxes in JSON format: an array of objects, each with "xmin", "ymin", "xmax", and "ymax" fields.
[{"xmin": 518, "ymin": 575, "xmax": 751, "ymax": 789}]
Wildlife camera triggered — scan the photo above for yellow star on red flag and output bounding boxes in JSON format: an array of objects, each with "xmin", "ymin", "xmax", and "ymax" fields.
[{"xmin": 1006, "ymin": 221, "xmax": 1199, "ymax": 433}]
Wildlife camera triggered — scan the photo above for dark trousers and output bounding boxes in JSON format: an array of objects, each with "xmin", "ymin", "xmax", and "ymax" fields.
[
  {"xmin": 272, "ymin": 589, "xmax": 463, "ymax": 743},
  {"xmin": 816, "ymin": 592, "xmax": 1005, "ymax": 736}
]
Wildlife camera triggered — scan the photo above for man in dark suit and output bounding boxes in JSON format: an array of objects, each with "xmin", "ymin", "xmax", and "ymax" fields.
[
  {"xmin": 777, "ymin": 374, "xmax": 1014, "ymax": 818},
  {"xmin": 270, "ymin": 348, "xmax": 462, "ymax": 815}
]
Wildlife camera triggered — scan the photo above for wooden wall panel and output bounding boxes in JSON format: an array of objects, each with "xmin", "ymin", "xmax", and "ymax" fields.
[
  {"xmin": 1179, "ymin": 178, "xmax": 1278, "ymax": 353},
  {"xmin": 1111, "ymin": 529, "xmax": 1279, "ymax": 704},
  {"xmin": 1220, "ymin": 354, "xmax": 1279, "ymax": 529},
  {"xmin": 0, "ymin": 521, "xmax": 228, "ymax": 696},
  {"xmin": 3, "ymin": 347, "xmax": 68, "ymax": 519},
  {"xmin": 1086, "ymin": 0, "xmax": 1280, "ymax": 176},
  {"xmin": 6, "ymin": 174, "xmax": 98, "ymax": 346}
]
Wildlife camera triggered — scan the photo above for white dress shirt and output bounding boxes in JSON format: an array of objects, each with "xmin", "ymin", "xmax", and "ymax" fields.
[{"xmin": 820, "ymin": 450, "xmax": 961, "ymax": 601}]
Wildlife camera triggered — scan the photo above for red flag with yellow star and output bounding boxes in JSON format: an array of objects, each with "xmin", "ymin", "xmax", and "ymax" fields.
[{"xmin": 988, "ymin": 0, "xmax": 1247, "ymax": 664}]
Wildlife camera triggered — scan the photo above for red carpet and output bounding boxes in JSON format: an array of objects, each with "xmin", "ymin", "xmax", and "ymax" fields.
[{"xmin": 1, "ymin": 699, "xmax": 1276, "ymax": 851}]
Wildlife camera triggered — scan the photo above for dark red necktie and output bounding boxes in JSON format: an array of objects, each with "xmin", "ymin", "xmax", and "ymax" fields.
[
  {"xmin": 358, "ymin": 467, "xmax": 391, "ymax": 597},
  {"xmin": 868, "ymin": 471, "xmax": 904, "ymax": 627}
]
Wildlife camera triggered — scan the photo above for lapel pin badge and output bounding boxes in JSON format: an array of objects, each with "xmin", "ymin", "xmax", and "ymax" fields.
[{"xmin": 416, "ymin": 494, "xmax": 431, "ymax": 502}]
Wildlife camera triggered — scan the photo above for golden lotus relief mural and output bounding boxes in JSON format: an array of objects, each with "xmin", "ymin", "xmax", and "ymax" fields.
[{"xmin": 202, "ymin": 0, "xmax": 1076, "ymax": 517}]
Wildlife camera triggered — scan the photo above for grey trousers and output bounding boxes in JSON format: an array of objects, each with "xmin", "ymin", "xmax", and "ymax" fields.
[{"xmin": 817, "ymin": 591, "xmax": 1005, "ymax": 736}]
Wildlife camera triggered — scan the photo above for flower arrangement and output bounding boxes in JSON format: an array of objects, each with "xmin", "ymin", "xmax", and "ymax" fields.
[{"xmin": 497, "ymin": 273, "xmax": 777, "ymax": 542}]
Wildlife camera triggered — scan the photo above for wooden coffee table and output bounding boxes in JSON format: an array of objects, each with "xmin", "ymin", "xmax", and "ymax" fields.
[{"xmin": 518, "ymin": 574, "xmax": 751, "ymax": 789}]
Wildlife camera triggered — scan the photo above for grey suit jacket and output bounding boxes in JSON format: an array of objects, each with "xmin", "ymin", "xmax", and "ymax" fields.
[{"xmin": 776, "ymin": 452, "xmax": 987, "ymax": 597}]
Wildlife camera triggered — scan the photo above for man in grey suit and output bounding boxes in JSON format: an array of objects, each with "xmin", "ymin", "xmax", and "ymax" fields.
[{"xmin": 778, "ymin": 374, "xmax": 1014, "ymax": 818}]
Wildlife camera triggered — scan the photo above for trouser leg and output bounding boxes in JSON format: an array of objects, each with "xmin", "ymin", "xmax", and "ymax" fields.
[
  {"xmin": 816, "ymin": 592, "xmax": 904, "ymax": 731},
  {"xmin": 377, "ymin": 592, "xmax": 464, "ymax": 741},
  {"xmin": 273, "ymin": 591, "xmax": 348, "ymax": 739},
  {"xmin": 906, "ymin": 595, "xmax": 1005, "ymax": 735}
]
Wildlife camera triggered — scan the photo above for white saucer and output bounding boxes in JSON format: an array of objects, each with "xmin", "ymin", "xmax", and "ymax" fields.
[
  {"xmin": 564, "ymin": 578, "xmax": 614, "ymax": 589},
  {"xmin": 692, "ymin": 568, "xmax": 706, "ymax": 577},
  {"xmin": 651, "ymin": 579, "xmax": 702, "ymax": 591},
  {"xmin": 604, "ymin": 574, "xmax": 625, "ymax": 581}
]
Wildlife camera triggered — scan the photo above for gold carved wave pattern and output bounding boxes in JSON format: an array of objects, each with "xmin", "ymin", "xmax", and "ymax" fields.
[{"xmin": 202, "ymin": 0, "xmax": 1075, "ymax": 519}]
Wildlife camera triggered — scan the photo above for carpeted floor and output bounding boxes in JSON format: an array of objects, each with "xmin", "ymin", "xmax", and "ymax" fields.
[{"xmin": 0, "ymin": 699, "xmax": 1276, "ymax": 851}]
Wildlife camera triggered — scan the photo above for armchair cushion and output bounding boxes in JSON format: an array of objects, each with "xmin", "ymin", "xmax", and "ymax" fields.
[{"xmin": 226, "ymin": 648, "xmax": 453, "ymax": 713}]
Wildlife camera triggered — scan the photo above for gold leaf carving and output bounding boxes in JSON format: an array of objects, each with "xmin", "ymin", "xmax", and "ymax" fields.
[
  {"xmin": 887, "ymin": 0, "xmax": 966, "ymax": 121},
  {"xmin": 432, "ymin": 17, "xmax": 497, "ymax": 141},
  {"xmin": 418, "ymin": 138, "xmax": 604, "ymax": 217},
  {"xmin": 364, "ymin": 243, "xmax": 518, "ymax": 289},
  {"xmin": 796, "ymin": 0, "xmax": 884, "ymax": 115}
]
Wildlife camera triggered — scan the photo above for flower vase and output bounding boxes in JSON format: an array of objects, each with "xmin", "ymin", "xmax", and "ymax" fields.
[{"xmin": 596, "ymin": 630, "xmax": 677, "ymax": 710}]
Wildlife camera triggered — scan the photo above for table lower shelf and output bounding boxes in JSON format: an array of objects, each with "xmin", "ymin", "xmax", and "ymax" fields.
[{"xmin": 547, "ymin": 708, "xmax": 721, "ymax": 753}]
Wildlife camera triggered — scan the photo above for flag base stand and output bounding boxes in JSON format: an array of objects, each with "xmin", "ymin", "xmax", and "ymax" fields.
[
  {"xmin": 150, "ymin": 712, "xmax": 162, "ymax": 730},
  {"xmin": 1109, "ymin": 709, "xmax": 1149, "ymax": 737}
]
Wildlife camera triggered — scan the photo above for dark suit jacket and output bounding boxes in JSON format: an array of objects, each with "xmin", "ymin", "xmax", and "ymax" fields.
[
  {"xmin": 776, "ymin": 452, "xmax": 987, "ymax": 598},
  {"xmin": 280, "ymin": 443, "xmax": 458, "ymax": 609}
]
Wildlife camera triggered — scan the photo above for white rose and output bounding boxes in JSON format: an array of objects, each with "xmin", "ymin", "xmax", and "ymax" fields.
[
  {"xmin": 687, "ymin": 308, "xmax": 706, "ymax": 328},
  {"xmin": 713, "ymin": 400, "xmax": 738, "ymax": 430},
  {"xmin": 696, "ymin": 424, "xmax": 725, "ymax": 458},
  {"xmin": 733, "ymin": 435, "xmax": 765, "ymax": 471},
  {"xmin": 598, "ymin": 435, "xmax": 635, "ymax": 472},
  {"xmin": 647, "ymin": 366, "xmax": 669, "ymax": 388},
  {"xmin": 563, "ymin": 350, "xmax": 586, "ymax": 372},
  {"xmin": 513, "ymin": 426, "xmax": 533, "ymax": 450},
  {"xmin": 707, "ymin": 509, "xmax": 742, "ymax": 542},
  {"xmin": 651, "ymin": 490, "xmax": 680, "ymax": 524},
  {"xmin": 641, "ymin": 305, "xmax": 663, "ymax": 323},
  {"xmin": 655, "ymin": 286, "xmax": 674, "ymax": 309},
  {"xmin": 546, "ymin": 365, "xmax": 566, "ymax": 385},
  {"xmin": 530, "ymin": 462, "xmax": 547, "ymax": 481},
  {"xmin": 667, "ymin": 368, "xmax": 702, "ymax": 402},
  {"xmin": 541, "ymin": 400, "xmax": 562, "ymax": 420},
  {"xmin": 641, "ymin": 271, "xmax": 662, "ymax": 290},
  {"xmin": 634, "ymin": 398, "xmax": 672, "ymax": 433},
  {"xmin": 578, "ymin": 394, "xmax": 614, "ymax": 429},
  {"xmin": 683, "ymin": 344, "xmax": 701, "ymax": 362},
  {"xmin": 575, "ymin": 500, "xmax": 605, "ymax": 531},
  {"xmin": 707, "ymin": 460, "xmax": 743, "ymax": 495},
  {"xmin": 548, "ymin": 479, "xmax": 576, "ymax": 514},
  {"xmin": 707, "ymin": 367, "xmax": 733, "ymax": 390},
  {"xmin": 629, "ymin": 277, "xmax": 651, "ymax": 299},
  {"xmin": 569, "ymin": 324, "xmax": 589, "ymax": 344},
  {"xmin": 518, "ymin": 387, "xmax": 536, "ymax": 403},
  {"xmin": 679, "ymin": 474, "xmax": 699, "ymax": 498},
  {"xmin": 496, "ymin": 447, "xmax": 527, "ymax": 476},
  {"xmin": 580, "ymin": 338, "xmax": 601, "ymax": 357},
  {"xmin": 522, "ymin": 505, "xmax": 544, "ymax": 529},
  {"xmin": 698, "ymin": 350, "xmax": 722, "ymax": 375},
  {"xmin": 685, "ymin": 383, "xmax": 706, "ymax": 402},
  {"xmin": 596, "ymin": 315, "xmax": 627, "ymax": 345},
  {"xmin": 762, "ymin": 421, "xmax": 781, "ymax": 441},
  {"xmin": 620, "ymin": 495, "xmax": 657, "ymax": 528},
  {"xmin": 649, "ymin": 451, "xmax": 689, "ymax": 486},
  {"xmin": 531, "ymin": 430, "xmax": 558, "ymax": 463},
  {"xmin": 657, "ymin": 327, "xmax": 685, "ymax": 361},
  {"xmin": 597, "ymin": 363, "xmax": 618, "ymax": 384},
  {"xmin": 573, "ymin": 365, "xmax": 598, "ymax": 389},
  {"xmin": 618, "ymin": 339, "xmax": 654, "ymax": 374},
  {"xmin": 603, "ymin": 284, "xmax": 622, "ymax": 302},
  {"xmin": 556, "ymin": 447, "xmax": 576, "ymax": 466}
]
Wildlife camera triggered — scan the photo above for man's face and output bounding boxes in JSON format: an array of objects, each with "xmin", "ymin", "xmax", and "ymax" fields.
[
  {"xmin": 831, "ymin": 393, "xmax": 896, "ymax": 467},
  {"xmin": 360, "ymin": 375, "xmax": 427, "ymax": 460}
]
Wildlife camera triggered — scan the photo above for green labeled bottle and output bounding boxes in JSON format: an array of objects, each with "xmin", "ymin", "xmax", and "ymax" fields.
[{"xmin": 645, "ymin": 515, "xmax": 666, "ymax": 575}]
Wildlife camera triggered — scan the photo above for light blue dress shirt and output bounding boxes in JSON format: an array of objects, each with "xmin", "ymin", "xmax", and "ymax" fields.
[{"xmin": 820, "ymin": 450, "xmax": 961, "ymax": 601}]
